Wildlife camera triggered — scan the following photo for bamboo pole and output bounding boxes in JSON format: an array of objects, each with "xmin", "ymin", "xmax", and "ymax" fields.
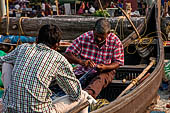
[
  {"xmin": 55, "ymin": 0, "xmax": 59, "ymax": 15},
  {"xmin": 117, "ymin": 57, "xmax": 156, "ymax": 99},
  {"xmin": 6, "ymin": 0, "xmax": 9, "ymax": 35}
]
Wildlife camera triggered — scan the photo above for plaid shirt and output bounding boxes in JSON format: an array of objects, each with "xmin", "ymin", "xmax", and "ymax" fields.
[
  {"xmin": 66, "ymin": 31, "xmax": 124, "ymax": 75},
  {"xmin": 0, "ymin": 43, "xmax": 81, "ymax": 113}
]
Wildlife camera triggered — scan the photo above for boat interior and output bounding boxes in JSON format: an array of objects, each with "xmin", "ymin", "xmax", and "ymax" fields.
[{"xmin": 96, "ymin": 7, "xmax": 160, "ymax": 102}]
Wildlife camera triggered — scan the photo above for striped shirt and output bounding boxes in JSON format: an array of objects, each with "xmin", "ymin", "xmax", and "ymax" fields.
[
  {"xmin": 0, "ymin": 43, "xmax": 81, "ymax": 113},
  {"xmin": 66, "ymin": 31, "xmax": 124, "ymax": 75}
]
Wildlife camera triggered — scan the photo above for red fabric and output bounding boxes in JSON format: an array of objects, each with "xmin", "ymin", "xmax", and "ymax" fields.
[{"xmin": 78, "ymin": 8, "xmax": 84, "ymax": 14}]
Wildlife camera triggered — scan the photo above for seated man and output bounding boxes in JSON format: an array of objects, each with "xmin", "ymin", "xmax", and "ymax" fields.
[
  {"xmin": 65, "ymin": 18, "xmax": 124, "ymax": 98},
  {"xmin": 0, "ymin": 24, "xmax": 94, "ymax": 113}
]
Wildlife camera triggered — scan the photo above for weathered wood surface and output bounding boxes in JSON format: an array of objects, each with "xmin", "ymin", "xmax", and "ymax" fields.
[{"xmin": 0, "ymin": 15, "xmax": 145, "ymax": 40}]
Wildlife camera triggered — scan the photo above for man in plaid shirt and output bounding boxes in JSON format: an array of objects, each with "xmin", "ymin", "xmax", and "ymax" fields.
[
  {"xmin": 0, "ymin": 24, "xmax": 94, "ymax": 113},
  {"xmin": 65, "ymin": 18, "xmax": 124, "ymax": 98}
]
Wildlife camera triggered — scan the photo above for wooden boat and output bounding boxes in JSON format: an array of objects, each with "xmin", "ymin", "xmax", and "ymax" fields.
[
  {"xmin": 50, "ymin": 1, "xmax": 164, "ymax": 113},
  {"xmin": 86, "ymin": 2, "xmax": 164, "ymax": 113}
]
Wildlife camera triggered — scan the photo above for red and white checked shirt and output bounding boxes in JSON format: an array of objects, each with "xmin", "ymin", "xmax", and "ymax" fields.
[{"xmin": 66, "ymin": 31, "xmax": 124, "ymax": 75}]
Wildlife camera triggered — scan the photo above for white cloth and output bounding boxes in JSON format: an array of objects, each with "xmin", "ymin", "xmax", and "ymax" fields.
[
  {"xmin": 52, "ymin": 91, "xmax": 88, "ymax": 113},
  {"xmin": 81, "ymin": 90, "xmax": 97, "ymax": 104},
  {"xmin": 1, "ymin": 63, "xmax": 13, "ymax": 90},
  {"xmin": 89, "ymin": 6, "xmax": 95, "ymax": 13},
  {"xmin": 52, "ymin": 5, "xmax": 57, "ymax": 11},
  {"xmin": 42, "ymin": 3, "xmax": 45, "ymax": 11},
  {"xmin": 15, "ymin": 4, "xmax": 20, "ymax": 10},
  {"xmin": 64, "ymin": 3, "xmax": 71, "ymax": 15}
]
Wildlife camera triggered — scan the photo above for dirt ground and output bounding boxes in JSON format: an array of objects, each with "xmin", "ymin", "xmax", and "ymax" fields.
[{"xmin": 146, "ymin": 89, "xmax": 170, "ymax": 113}]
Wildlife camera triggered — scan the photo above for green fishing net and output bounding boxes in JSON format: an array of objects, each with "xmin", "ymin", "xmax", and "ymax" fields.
[
  {"xmin": 164, "ymin": 60, "xmax": 170, "ymax": 80},
  {"xmin": 0, "ymin": 50, "xmax": 7, "ymax": 87}
]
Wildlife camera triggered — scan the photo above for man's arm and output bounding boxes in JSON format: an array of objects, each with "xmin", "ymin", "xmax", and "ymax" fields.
[
  {"xmin": 64, "ymin": 52, "xmax": 83, "ymax": 65},
  {"xmin": 64, "ymin": 52, "xmax": 96, "ymax": 68},
  {"xmin": 0, "ymin": 45, "xmax": 20, "ymax": 63},
  {"xmin": 96, "ymin": 62, "xmax": 120, "ymax": 72},
  {"xmin": 54, "ymin": 56, "xmax": 82, "ymax": 101}
]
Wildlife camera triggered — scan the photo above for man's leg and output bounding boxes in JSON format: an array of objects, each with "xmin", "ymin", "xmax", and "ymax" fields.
[
  {"xmin": 52, "ymin": 93, "xmax": 88, "ymax": 113},
  {"xmin": 84, "ymin": 70, "xmax": 116, "ymax": 98}
]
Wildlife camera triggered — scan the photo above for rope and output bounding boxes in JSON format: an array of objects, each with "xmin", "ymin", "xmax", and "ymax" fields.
[
  {"xmin": 125, "ymin": 31, "xmax": 167, "ymax": 55},
  {"xmin": 17, "ymin": 17, "xmax": 29, "ymax": 46},
  {"xmin": 117, "ymin": 6, "xmax": 141, "ymax": 40},
  {"xmin": 140, "ymin": 16, "xmax": 147, "ymax": 38},
  {"xmin": 19, "ymin": 17, "xmax": 29, "ymax": 36}
]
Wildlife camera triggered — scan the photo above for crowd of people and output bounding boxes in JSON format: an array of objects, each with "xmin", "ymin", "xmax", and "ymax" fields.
[
  {"xmin": 7, "ymin": 1, "xmax": 63, "ymax": 18},
  {"xmin": 3, "ymin": 0, "xmax": 159, "ymax": 18}
]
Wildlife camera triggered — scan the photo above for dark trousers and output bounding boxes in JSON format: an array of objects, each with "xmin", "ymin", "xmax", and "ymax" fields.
[{"xmin": 84, "ymin": 70, "xmax": 116, "ymax": 98}]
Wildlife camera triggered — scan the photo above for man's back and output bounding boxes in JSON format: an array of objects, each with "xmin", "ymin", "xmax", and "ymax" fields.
[{"xmin": 2, "ymin": 43, "xmax": 70, "ymax": 112}]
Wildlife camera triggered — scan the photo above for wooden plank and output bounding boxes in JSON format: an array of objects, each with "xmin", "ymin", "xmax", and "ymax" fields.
[{"xmin": 119, "ymin": 64, "xmax": 147, "ymax": 69}]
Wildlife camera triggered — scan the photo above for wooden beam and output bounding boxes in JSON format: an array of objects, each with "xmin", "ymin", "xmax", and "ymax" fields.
[{"xmin": 0, "ymin": 16, "xmax": 144, "ymax": 40}]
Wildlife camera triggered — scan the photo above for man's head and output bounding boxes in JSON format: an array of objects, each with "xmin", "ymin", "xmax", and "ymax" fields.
[
  {"xmin": 37, "ymin": 24, "xmax": 62, "ymax": 50},
  {"xmin": 94, "ymin": 18, "xmax": 111, "ymax": 45}
]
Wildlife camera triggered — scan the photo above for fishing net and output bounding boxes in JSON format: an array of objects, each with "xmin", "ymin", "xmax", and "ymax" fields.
[
  {"xmin": 164, "ymin": 60, "xmax": 170, "ymax": 80},
  {"xmin": 89, "ymin": 99, "xmax": 110, "ymax": 112}
]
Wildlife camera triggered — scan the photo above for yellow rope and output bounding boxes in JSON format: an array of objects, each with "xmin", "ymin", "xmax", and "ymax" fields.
[
  {"xmin": 17, "ymin": 17, "xmax": 29, "ymax": 46},
  {"xmin": 19, "ymin": 17, "xmax": 29, "ymax": 36},
  {"xmin": 110, "ymin": 17, "xmax": 122, "ymax": 37},
  {"xmin": 114, "ymin": 17, "xmax": 122, "ymax": 32},
  {"xmin": 126, "ymin": 31, "xmax": 167, "ymax": 55},
  {"xmin": 140, "ymin": 16, "xmax": 147, "ymax": 37},
  {"xmin": 145, "ymin": 31, "xmax": 168, "ymax": 41}
]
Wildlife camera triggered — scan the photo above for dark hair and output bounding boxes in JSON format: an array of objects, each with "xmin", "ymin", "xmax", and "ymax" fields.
[
  {"xmin": 37, "ymin": 24, "xmax": 62, "ymax": 47},
  {"xmin": 94, "ymin": 18, "xmax": 111, "ymax": 34}
]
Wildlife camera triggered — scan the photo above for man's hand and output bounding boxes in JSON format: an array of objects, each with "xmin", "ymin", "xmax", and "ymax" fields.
[
  {"xmin": 96, "ymin": 64, "xmax": 106, "ymax": 72},
  {"xmin": 96, "ymin": 62, "xmax": 120, "ymax": 72},
  {"xmin": 82, "ymin": 60, "xmax": 96, "ymax": 68}
]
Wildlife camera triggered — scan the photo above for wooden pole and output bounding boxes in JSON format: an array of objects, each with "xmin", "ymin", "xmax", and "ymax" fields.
[
  {"xmin": 55, "ymin": 0, "xmax": 59, "ymax": 15},
  {"xmin": 6, "ymin": 0, "xmax": 9, "ymax": 35},
  {"xmin": 117, "ymin": 58, "xmax": 156, "ymax": 99},
  {"xmin": 75, "ymin": 1, "xmax": 76, "ymax": 14},
  {"xmin": 0, "ymin": 0, "xmax": 6, "ymax": 17}
]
